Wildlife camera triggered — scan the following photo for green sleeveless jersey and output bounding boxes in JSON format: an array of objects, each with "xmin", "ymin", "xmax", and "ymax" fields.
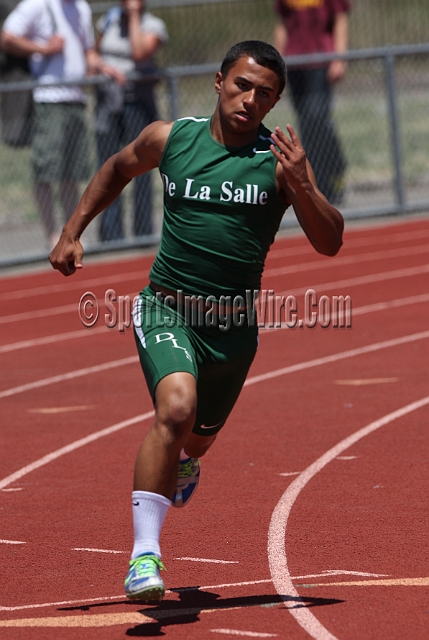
[{"xmin": 149, "ymin": 116, "xmax": 287, "ymax": 299}]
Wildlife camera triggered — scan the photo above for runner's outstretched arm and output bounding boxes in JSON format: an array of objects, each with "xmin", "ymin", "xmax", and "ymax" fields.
[
  {"xmin": 49, "ymin": 121, "xmax": 172, "ymax": 276},
  {"xmin": 272, "ymin": 124, "xmax": 344, "ymax": 256}
]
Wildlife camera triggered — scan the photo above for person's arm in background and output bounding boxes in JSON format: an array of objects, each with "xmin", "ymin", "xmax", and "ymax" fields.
[
  {"xmin": 126, "ymin": 0, "xmax": 163, "ymax": 61},
  {"xmin": 273, "ymin": 20, "xmax": 287, "ymax": 56},
  {"xmin": 0, "ymin": 29, "xmax": 64, "ymax": 58},
  {"xmin": 85, "ymin": 47, "xmax": 125, "ymax": 83},
  {"xmin": 328, "ymin": 11, "xmax": 348, "ymax": 83}
]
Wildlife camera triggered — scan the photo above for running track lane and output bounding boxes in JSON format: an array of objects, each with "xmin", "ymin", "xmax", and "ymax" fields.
[{"xmin": 1, "ymin": 216, "xmax": 429, "ymax": 638}]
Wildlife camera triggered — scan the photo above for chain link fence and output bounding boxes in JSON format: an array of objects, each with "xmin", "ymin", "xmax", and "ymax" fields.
[{"xmin": 1, "ymin": 0, "xmax": 429, "ymax": 266}]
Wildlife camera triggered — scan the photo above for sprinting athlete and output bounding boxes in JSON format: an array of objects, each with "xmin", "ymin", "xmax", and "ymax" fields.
[{"xmin": 49, "ymin": 40, "xmax": 344, "ymax": 602}]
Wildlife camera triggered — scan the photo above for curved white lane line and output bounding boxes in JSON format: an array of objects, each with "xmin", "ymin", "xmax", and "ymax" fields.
[
  {"xmin": 268, "ymin": 395, "xmax": 429, "ymax": 640},
  {"xmin": 0, "ymin": 411, "xmax": 154, "ymax": 490}
]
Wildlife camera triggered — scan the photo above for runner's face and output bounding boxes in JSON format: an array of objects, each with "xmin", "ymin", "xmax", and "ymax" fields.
[{"xmin": 215, "ymin": 56, "xmax": 281, "ymax": 137}]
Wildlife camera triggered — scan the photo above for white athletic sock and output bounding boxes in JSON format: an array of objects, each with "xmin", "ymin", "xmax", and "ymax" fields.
[
  {"xmin": 179, "ymin": 448, "xmax": 189, "ymax": 461},
  {"xmin": 131, "ymin": 491, "xmax": 171, "ymax": 560}
]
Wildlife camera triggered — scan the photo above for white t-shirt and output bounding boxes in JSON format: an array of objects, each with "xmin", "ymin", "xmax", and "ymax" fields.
[
  {"xmin": 3, "ymin": 0, "xmax": 95, "ymax": 102},
  {"xmin": 96, "ymin": 9, "xmax": 168, "ymax": 76}
]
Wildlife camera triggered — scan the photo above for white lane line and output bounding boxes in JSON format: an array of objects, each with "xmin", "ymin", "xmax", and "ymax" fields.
[
  {"xmin": 345, "ymin": 292, "xmax": 429, "ymax": 317},
  {"xmin": 1, "ymin": 329, "xmax": 428, "ymax": 402},
  {"xmin": 0, "ymin": 411, "xmax": 154, "ymax": 491},
  {"xmin": 28, "ymin": 406, "xmax": 93, "ymax": 415},
  {"xmin": 0, "ymin": 327, "xmax": 108, "ymax": 353},
  {"xmin": 263, "ymin": 243, "xmax": 429, "ymax": 278},
  {"xmin": 278, "ymin": 472, "xmax": 301, "ymax": 477},
  {"xmin": 0, "ymin": 302, "xmax": 79, "ymax": 325},
  {"xmin": 173, "ymin": 580, "xmax": 273, "ymax": 593},
  {"xmin": 0, "ymin": 595, "xmax": 127, "ymax": 612},
  {"xmin": 296, "ymin": 577, "xmax": 429, "ymax": 588},
  {"xmin": 1, "ymin": 487, "xmax": 23, "ymax": 492},
  {"xmin": 0, "ymin": 356, "xmax": 138, "ymax": 400},
  {"xmin": 246, "ymin": 329, "xmax": 429, "ymax": 387},
  {"xmin": 268, "ymin": 227, "xmax": 429, "ymax": 260},
  {"xmin": 275, "ymin": 263, "xmax": 429, "ymax": 300},
  {"xmin": 0, "ymin": 539, "xmax": 26, "ymax": 544},
  {"xmin": 261, "ymin": 292, "xmax": 429, "ymax": 335},
  {"xmin": 0, "ymin": 271, "xmax": 148, "ymax": 303},
  {"xmin": 0, "ymin": 612, "xmax": 151, "ymax": 627},
  {"xmin": 210, "ymin": 630, "xmax": 278, "ymax": 637},
  {"xmin": 268, "ymin": 395, "xmax": 429, "ymax": 640},
  {"xmin": 175, "ymin": 558, "xmax": 239, "ymax": 564},
  {"xmin": 72, "ymin": 548, "xmax": 126, "ymax": 554},
  {"xmin": 334, "ymin": 378, "xmax": 399, "ymax": 386},
  {"xmin": 304, "ymin": 570, "xmax": 387, "ymax": 581},
  {"xmin": 0, "ymin": 290, "xmax": 134, "ymax": 326}
]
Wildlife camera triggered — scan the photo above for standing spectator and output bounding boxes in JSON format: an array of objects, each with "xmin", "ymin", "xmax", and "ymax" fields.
[
  {"xmin": 0, "ymin": 0, "xmax": 32, "ymax": 147},
  {"xmin": 0, "ymin": 1, "xmax": 27, "ymax": 79},
  {"xmin": 95, "ymin": 0, "xmax": 168, "ymax": 243},
  {"xmin": 0, "ymin": 0, "xmax": 121, "ymax": 249},
  {"xmin": 274, "ymin": 0, "xmax": 350, "ymax": 204}
]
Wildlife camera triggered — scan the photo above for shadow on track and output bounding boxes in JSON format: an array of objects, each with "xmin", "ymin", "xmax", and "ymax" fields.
[{"xmin": 59, "ymin": 586, "xmax": 344, "ymax": 636}]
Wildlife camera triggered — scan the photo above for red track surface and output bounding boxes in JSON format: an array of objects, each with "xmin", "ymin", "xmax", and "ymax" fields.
[{"xmin": 1, "ymin": 215, "xmax": 429, "ymax": 639}]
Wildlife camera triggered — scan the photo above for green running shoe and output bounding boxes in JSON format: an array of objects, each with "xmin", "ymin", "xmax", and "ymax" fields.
[
  {"xmin": 124, "ymin": 553, "xmax": 166, "ymax": 601},
  {"xmin": 172, "ymin": 457, "xmax": 200, "ymax": 508}
]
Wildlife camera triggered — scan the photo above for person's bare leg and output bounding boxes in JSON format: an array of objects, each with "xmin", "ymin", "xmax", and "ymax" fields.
[
  {"xmin": 133, "ymin": 371, "xmax": 197, "ymax": 500},
  {"xmin": 184, "ymin": 432, "xmax": 217, "ymax": 458},
  {"xmin": 126, "ymin": 372, "xmax": 215, "ymax": 599},
  {"xmin": 34, "ymin": 181, "xmax": 57, "ymax": 247}
]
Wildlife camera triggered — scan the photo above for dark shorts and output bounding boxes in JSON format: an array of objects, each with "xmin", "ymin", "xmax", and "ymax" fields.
[
  {"xmin": 133, "ymin": 286, "xmax": 258, "ymax": 437},
  {"xmin": 32, "ymin": 102, "xmax": 90, "ymax": 182}
]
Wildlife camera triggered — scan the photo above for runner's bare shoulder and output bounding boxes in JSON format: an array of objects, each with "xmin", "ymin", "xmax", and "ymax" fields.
[{"xmin": 134, "ymin": 120, "xmax": 174, "ymax": 166}]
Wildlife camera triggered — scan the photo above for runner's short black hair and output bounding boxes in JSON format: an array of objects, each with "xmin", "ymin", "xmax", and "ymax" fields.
[{"xmin": 220, "ymin": 40, "xmax": 286, "ymax": 95}]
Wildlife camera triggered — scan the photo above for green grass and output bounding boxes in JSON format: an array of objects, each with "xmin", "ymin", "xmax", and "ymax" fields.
[
  {"xmin": 0, "ymin": 144, "xmax": 36, "ymax": 223},
  {"xmin": 400, "ymin": 95, "xmax": 429, "ymax": 185},
  {"xmin": 88, "ymin": 0, "xmax": 429, "ymax": 67}
]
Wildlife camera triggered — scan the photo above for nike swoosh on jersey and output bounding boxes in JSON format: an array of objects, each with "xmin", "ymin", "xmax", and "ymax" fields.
[{"xmin": 253, "ymin": 133, "xmax": 275, "ymax": 154}]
